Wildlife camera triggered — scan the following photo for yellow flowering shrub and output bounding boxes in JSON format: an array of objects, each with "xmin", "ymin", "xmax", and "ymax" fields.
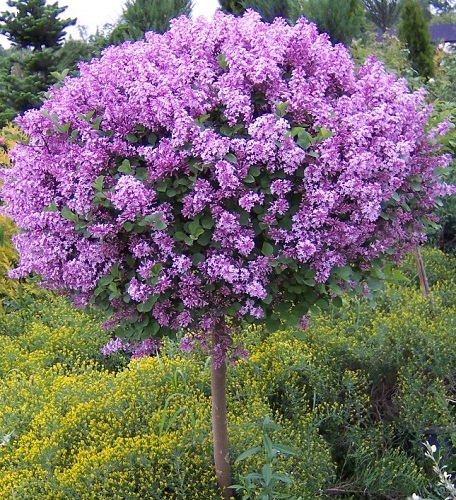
[
  {"xmin": 0, "ymin": 247, "xmax": 454, "ymax": 498},
  {"xmin": 0, "ymin": 353, "xmax": 334, "ymax": 498},
  {"xmin": 0, "ymin": 124, "xmax": 42, "ymax": 310}
]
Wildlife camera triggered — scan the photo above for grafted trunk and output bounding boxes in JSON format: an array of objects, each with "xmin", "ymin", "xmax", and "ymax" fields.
[{"xmin": 211, "ymin": 323, "xmax": 233, "ymax": 499}]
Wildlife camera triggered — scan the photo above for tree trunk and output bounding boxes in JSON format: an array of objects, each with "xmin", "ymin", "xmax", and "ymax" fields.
[
  {"xmin": 211, "ymin": 324, "xmax": 233, "ymax": 499},
  {"xmin": 413, "ymin": 243, "xmax": 431, "ymax": 300}
]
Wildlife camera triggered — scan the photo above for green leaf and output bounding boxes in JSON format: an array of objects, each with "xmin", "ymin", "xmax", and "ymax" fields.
[
  {"xmin": 98, "ymin": 275, "xmax": 114, "ymax": 286},
  {"xmin": 201, "ymin": 216, "xmax": 214, "ymax": 230},
  {"xmin": 111, "ymin": 263, "xmax": 121, "ymax": 278},
  {"xmin": 173, "ymin": 231, "xmax": 186, "ymax": 242},
  {"xmin": 262, "ymin": 242, "xmax": 274, "ymax": 257},
  {"xmin": 191, "ymin": 253, "xmax": 205, "ymax": 266},
  {"xmin": 92, "ymin": 116, "xmax": 103, "ymax": 130},
  {"xmin": 239, "ymin": 211, "xmax": 250, "ymax": 225},
  {"xmin": 197, "ymin": 231, "xmax": 211, "ymax": 246},
  {"xmin": 315, "ymin": 298, "xmax": 329, "ymax": 310},
  {"xmin": 138, "ymin": 214, "xmax": 167, "ymax": 230},
  {"xmin": 227, "ymin": 301, "xmax": 242, "ymax": 315},
  {"xmin": 126, "ymin": 133, "xmax": 138, "ymax": 143},
  {"xmin": 118, "ymin": 159, "xmax": 133, "ymax": 174},
  {"xmin": 263, "ymin": 434, "xmax": 274, "ymax": 460},
  {"xmin": 292, "ymin": 330, "xmax": 307, "ymax": 341},
  {"xmin": 262, "ymin": 464, "xmax": 273, "ymax": 486},
  {"xmin": 43, "ymin": 201, "xmax": 58, "ymax": 212},
  {"xmin": 334, "ymin": 265, "xmax": 352, "ymax": 281},
  {"xmin": 217, "ymin": 53, "xmax": 227, "ymax": 69},
  {"xmin": 316, "ymin": 126, "xmax": 333, "ymax": 141},
  {"xmin": 123, "ymin": 221, "xmax": 134, "ymax": 232},
  {"xmin": 273, "ymin": 473, "xmax": 292, "ymax": 484},
  {"xmin": 249, "ymin": 166, "xmax": 261, "ymax": 177},
  {"xmin": 61, "ymin": 206, "xmax": 78, "ymax": 222},
  {"xmin": 329, "ymin": 283, "xmax": 343, "ymax": 295},
  {"xmin": 367, "ymin": 277, "xmax": 383, "ymax": 291},
  {"xmin": 151, "ymin": 263, "xmax": 163, "ymax": 276},
  {"xmin": 332, "ymin": 296, "xmax": 343, "ymax": 308},
  {"xmin": 220, "ymin": 124, "xmax": 233, "ymax": 136},
  {"xmin": 235, "ymin": 446, "xmax": 262, "ymax": 463},
  {"xmin": 188, "ymin": 219, "xmax": 201, "ymax": 235},
  {"xmin": 135, "ymin": 167, "xmax": 148, "ymax": 181},
  {"xmin": 92, "ymin": 175, "xmax": 104, "ymax": 191},
  {"xmin": 224, "ymin": 153, "xmax": 237, "ymax": 164},
  {"xmin": 137, "ymin": 295, "xmax": 158, "ymax": 313},
  {"xmin": 155, "ymin": 219, "xmax": 167, "ymax": 231},
  {"xmin": 296, "ymin": 129, "xmax": 313, "ymax": 150},
  {"xmin": 195, "ymin": 114, "xmax": 210, "ymax": 124},
  {"xmin": 156, "ymin": 180, "xmax": 170, "ymax": 193},
  {"xmin": 272, "ymin": 442, "xmax": 296, "ymax": 457},
  {"xmin": 263, "ymin": 294, "xmax": 273, "ymax": 304},
  {"xmin": 265, "ymin": 316, "xmax": 281, "ymax": 332},
  {"xmin": 275, "ymin": 101, "xmax": 289, "ymax": 118}
]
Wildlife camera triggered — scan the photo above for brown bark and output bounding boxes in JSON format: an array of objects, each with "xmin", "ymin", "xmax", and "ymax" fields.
[
  {"xmin": 211, "ymin": 324, "xmax": 233, "ymax": 499},
  {"xmin": 413, "ymin": 243, "xmax": 432, "ymax": 301}
]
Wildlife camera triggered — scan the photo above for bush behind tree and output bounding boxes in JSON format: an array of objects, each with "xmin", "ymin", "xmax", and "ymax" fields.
[
  {"xmin": 0, "ymin": 248, "xmax": 455, "ymax": 497},
  {"xmin": 398, "ymin": 0, "xmax": 436, "ymax": 78}
]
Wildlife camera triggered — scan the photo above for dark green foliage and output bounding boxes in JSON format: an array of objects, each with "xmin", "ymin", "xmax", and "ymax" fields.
[
  {"xmin": 55, "ymin": 39, "xmax": 102, "ymax": 75},
  {"xmin": 219, "ymin": 0, "xmax": 246, "ymax": 15},
  {"xmin": 108, "ymin": 0, "xmax": 193, "ymax": 44},
  {"xmin": 0, "ymin": 0, "xmax": 77, "ymax": 126},
  {"xmin": 0, "ymin": 59, "xmax": 46, "ymax": 125},
  {"xmin": 233, "ymin": 247, "xmax": 456, "ymax": 498},
  {"xmin": 242, "ymin": 0, "xmax": 289, "ymax": 22},
  {"xmin": 362, "ymin": 0, "xmax": 401, "ymax": 30},
  {"xmin": 294, "ymin": 0, "xmax": 366, "ymax": 45},
  {"xmin": 0, "ymin": 0, "xmax": 76, "ymax": 51},
  {"xmin": 398, "ymin": 0, "xmax": 435, "ymax": 78},
  {"xmin": 424, "ymin": 52, "xmax": 456, "ymax": 254}
]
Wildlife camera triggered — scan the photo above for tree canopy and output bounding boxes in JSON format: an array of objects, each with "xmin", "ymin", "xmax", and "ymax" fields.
[
  {"xmin": 0, "ymin": 0, "xmax": 75, "ymax": 51},
  {"xmin": 108, "ymin": 0, "xmax": 193, "ymax": 43}
]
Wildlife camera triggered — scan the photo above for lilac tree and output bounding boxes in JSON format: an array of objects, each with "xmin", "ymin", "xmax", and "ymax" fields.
[{"xmin": 0, "ymin": 11, "xmax": 452, "ymax": 497}]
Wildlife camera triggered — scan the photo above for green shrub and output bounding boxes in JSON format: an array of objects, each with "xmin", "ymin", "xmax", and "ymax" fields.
[{"xmin": 0, "ymin": 247, "xmax": 454, "ymax": 498}]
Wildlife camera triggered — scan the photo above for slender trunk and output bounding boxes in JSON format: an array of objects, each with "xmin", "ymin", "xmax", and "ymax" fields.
[
  {"xmin": 211, "ymin": 324, "xmax": 233, "ymax": 499},
  {"xmin": 413, "ymin": 243, "xmax": 431, "ymax": 300}
]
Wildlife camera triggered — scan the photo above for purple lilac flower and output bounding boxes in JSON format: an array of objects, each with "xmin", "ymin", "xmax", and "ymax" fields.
[{"xmin": 0, "ymin": 10, "xmax": 452, "ymax": 363}]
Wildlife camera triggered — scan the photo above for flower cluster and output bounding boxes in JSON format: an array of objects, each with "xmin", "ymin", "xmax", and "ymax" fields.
[{"xmin": 0, "ymin": 11, "xmax": 452, "ymax": 349}]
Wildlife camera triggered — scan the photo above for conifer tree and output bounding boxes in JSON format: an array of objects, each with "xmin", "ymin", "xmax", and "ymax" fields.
[
  {"xmin": 293, "ymin": 0, "xmax": 366, "ymax": 45},
  {"xmin": 108, "ymin": 0, "xmax": 193, "ymax": 44},
  {"xmin": 362, "ymin": 0, "xmax": 401, "ymax": 30},
  {"xmin": 0, "ymin": 0, "xmax": 75, "ymax": 51},
  {"xmin": 398, "ymin": 0, "xmax": 435, "ymax": 78},
  {"xmin": 0, "ymin": 0, "xmax": 76, "ymax": 125}
]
